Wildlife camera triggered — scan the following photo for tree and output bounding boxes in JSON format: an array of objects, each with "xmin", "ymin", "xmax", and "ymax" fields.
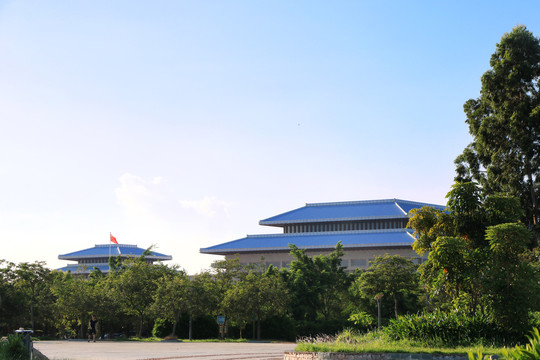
[
  {"xmin": 284, "ymin": 242, "xmax": 350, "ymax": 321},
  {"xmin": 485, "ymin": 223, "xmax": 537, "ymax": 331},
  {"xmin": 222, "ymin": 266, "xmax": 288, "ymax": 340},
  {"xmin": 407, "ymin": 206, "xmax": 453, "ymax": 254},
  {"xmin": 51, "ymin": 272, "xmax": 94, "ymax": 338},
  {"xmin": 14, "ymin": 261, "xmax": 52, "ymax": 330},
  {"xmin": 152, "ymin": 268, "xmax": 189, "ymax": 336},
  {"xmin": 0, "ymin": 261, "xmax": 25, "ymax": 334},
  {"xmin": 455, "ymin": 25, "xmax": 540, "ymax": 239},
  {"xmin": 353, "ymin": 255, "xmax": 419, "ymax": 319},
  {"xmin": 110, "ymin": 258, "xmax": 168, "ymax": 337}
]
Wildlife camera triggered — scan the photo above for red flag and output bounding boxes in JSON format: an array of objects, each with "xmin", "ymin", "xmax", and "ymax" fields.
[{"xmin": 110, "ymin": 233, "xmax": 118, "ymax": 244}]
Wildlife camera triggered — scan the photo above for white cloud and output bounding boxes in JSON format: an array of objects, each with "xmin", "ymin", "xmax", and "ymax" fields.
[
  {"xmin": 114, "ymin": 173, "xmax": 159, "ymax": 219},
  {"xmin": 179, "ymin": 196, "xmax": 232, "ymax": 218}
]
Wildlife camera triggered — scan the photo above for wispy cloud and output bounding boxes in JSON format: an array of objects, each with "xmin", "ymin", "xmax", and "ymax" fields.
[{"xmin": 179, "ymin": 196, "xmax": 232, "ymax": 218}]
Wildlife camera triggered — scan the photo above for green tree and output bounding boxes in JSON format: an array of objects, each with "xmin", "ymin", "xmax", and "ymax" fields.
[
  {"xmin": 407, "ymin": 206, "xmax": 453, "ymax": 254},
  {"xmin": 284, "ymin": 242, "xmax": 349, "ymax": 321},
  {"xmin": 0, "ymin": 261, "xmax": 25, "ymax": 334},
  {"xmin": 152, "ymin": 267, "xmax": 189, "ymax": 336},
  {"xmin": 353, "ymin": 255, "xmax": 419, "ymax": 319},
  {"xmin": 485, "ymin": 223, "xmax": 537, "ymax": 331},
  {"xmin": 455, "ymin": 25, "xmax": 540, "ymax": 238},
  {"xmin": 14, "ymin": 261, "xmax": 52, "ymax": 330},
  {"xmin": 110, "ymin": 258, "xmax": 167, "ymax": 337},
  {"xmin": 223, "ymin": 266, "xmax": 288, "ymax": 339},
  {"xmin": 51, "ymin": 272, "xmax": 94, "ymax": 338}
]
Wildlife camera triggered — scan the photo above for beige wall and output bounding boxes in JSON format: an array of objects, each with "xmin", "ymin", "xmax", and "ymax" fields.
[{"xmin": 225, "ymin": 247, "xmax": 427, "ymax": 272}]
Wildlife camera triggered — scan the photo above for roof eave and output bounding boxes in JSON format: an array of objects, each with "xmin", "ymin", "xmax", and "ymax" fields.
[
  {"xmin": 259, "ymin": 215, "xmax": 409, "ymax": 226},
  {"xmin": 200, "ymin": 242, "xmax": 413, "ymax": 255}
]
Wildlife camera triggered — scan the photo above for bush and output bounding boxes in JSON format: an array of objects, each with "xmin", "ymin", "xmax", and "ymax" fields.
[
  {"xmin": 469, "ymin": 328, "xmax": 540, "ymax": 360},
  {"xmin": 384, "ymin": 311, "xmax": 523, "ymax": 347},
  {"xmin": 295, "ymin": 319, "xmax": 350, "ymax": 339},
  {"xmin": 0, "ymin": 334, "xmax": 29, "ymax": 360}
]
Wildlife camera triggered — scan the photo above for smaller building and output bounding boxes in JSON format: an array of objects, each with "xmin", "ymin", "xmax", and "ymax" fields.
[{"xmin": 58, "ymin": 244, "xmax": 172, "ymax": 275}]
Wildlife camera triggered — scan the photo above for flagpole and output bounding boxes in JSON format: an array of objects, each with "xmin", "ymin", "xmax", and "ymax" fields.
[{"xmin": 109, "ymin": 232, "xmax": 112, "ymax": 272}]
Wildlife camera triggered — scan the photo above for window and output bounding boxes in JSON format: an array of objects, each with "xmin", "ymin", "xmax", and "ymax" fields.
[{"xmin": 351, "ymin": 259, "xmax": 367, "ymax": 268}]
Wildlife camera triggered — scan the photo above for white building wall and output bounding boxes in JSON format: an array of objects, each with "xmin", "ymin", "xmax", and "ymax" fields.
[{"xmin": 226, "ymin": 247, "xmax": 427, "ymax": 272}]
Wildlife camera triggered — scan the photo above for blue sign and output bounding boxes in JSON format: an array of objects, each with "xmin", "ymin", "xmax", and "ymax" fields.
[{"xmin": 216, "ymin": 316, "xmax": 226, "ymax": 325}]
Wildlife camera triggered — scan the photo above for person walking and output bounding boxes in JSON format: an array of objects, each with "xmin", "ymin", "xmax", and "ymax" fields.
[{"xmin": 88, "ymin": 315, "xmax": 98, "ymax": 342}]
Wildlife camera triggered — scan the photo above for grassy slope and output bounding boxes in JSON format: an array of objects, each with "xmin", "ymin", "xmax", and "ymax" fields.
[{"xmin": 295, "ymin": 331, "xmax": 505, "ymax": 357}]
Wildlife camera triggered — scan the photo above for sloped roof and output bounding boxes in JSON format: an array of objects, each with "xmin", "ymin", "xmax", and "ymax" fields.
[
  {"xmin": 259, "ymin": 199, "xmax": 445, "ymax": 226},
  {"xmin": 57, "ymin": 264, "xmax": 111, "ymax": 274},
  {"xmin": 58, "ymin": 244, "xmax": 172, "ymax": 261},
  {"xmin": 200, "ymin": 229, "xmax": 416, "ymax": 255}
]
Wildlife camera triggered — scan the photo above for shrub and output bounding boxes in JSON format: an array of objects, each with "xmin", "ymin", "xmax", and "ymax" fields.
[
  {"xmin": 0, "ymin": 334, "xmax": 29, "ymax": 360},
  {"xmin": 384, "ymin": 311, "xmax": 521, "ymax": 346},
  {"xmin": 469, "ymin": 328, "xmax": 540, "ymax": 360}
]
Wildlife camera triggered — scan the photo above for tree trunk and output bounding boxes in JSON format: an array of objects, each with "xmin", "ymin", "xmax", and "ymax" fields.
[
  {"xmin": 171, "ymin": 313, "xmax": 178, "ymax": 337},
  {"xmin": 393, "ymin": 293, "xmax": 399, "ymax": 320},
  {"xmin": 256, "ymin": 314, "xmax": 261, "ymax": 340},
  {"xmin": 138, "ymin": 314, "xmax": 143, "ymax": 338},
  {"xmin": 189, "ymin": 313, "xmax": 193, "ymax": 341},
  {"xmin": 30, "ymin": 302, "xmax": 35, "ymax": 330}
]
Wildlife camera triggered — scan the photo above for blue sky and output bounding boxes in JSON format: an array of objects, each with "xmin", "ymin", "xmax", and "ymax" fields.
[{"xmin": 1, "ymin": 1, "xmax": 539, "ymax": 274}]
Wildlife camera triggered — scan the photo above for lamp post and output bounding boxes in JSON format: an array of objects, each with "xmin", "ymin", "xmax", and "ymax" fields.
[{"xmin": 374, "ymin": 293, "xmax": 384, "ymax": 329}]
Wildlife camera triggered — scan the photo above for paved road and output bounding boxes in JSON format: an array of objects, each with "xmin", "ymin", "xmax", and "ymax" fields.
[{"xmin": 33, "ymin": 340, "xmax": 297, "ymax": 360}]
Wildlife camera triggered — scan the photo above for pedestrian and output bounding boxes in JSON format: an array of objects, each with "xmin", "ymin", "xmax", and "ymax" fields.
[{"xmin": 88, "ymin": 315, "xmax": 98, "ymax": 342}]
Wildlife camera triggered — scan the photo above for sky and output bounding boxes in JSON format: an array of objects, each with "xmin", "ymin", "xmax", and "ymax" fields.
[{"xmin": 1, "ymin": 1, "xmax": 539, "ymax": 274}]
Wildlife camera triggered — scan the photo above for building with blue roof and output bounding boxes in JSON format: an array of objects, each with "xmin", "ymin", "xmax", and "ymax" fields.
[
  {"xmin": 200, "ymin": 199, "xmax": 444, "ymax": 271},
  {"xmin": 58, "ymin": 244, "xmax": 172, "ymax": 275}
]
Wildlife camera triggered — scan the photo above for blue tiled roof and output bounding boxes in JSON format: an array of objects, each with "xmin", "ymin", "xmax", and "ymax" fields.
[
  {"xmin": 57, "ymin": 264, "xmax": 111, "ymax": 274},
  {"xmin": 259, "ymin": 199, "xmax": 445, "ymax": 225},
  {"xmin": 200, "ymin": 229, "xmax": 416, "ymax": 255},
  {"xmin": 58, "ymin": 244, "xmax": 172, "ymax": 261}
]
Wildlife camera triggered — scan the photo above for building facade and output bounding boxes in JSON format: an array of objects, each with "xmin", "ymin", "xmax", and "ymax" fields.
[
  {"xmin": 200, "ymin": 199, "xmax": 444, "ymax": 271},
  {"xmin": 58, "ymin": 244, "xmax": 172, "ymax": 275}
]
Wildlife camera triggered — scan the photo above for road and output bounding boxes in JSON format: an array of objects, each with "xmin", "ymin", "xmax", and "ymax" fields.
[{"xmin": 33, "ymin": 340, "xmax": 297, "ymax": 360}]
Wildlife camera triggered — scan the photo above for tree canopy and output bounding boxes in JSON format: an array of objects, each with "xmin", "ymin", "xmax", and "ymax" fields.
[{"xmin": 455, "ymin": 25, "xmax": 540, "ymax": 240}]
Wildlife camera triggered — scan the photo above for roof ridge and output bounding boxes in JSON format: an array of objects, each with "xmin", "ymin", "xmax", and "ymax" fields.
[
  {"xmin": 95, "ymin": 244, "xmax": 137, "ymax": 248},
  {"xmin": 306, "ymin": 199, "xmax": 399, "ymax": 207}
]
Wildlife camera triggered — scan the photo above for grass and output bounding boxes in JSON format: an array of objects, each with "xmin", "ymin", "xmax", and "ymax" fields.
[{"xmin": 295, "ymin": 329, "xmax": 506, "ymax": 357}]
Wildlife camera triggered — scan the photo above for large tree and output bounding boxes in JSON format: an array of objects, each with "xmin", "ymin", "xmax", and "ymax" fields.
[
  {"xmin": 223, "ymin": 266, "xmax": 288, "ymax": 340},
  {"xmin": 455, "ymin": 25, "xmax": 540, "ymax": 239},
  {"xmin": 353, "ymin": 255, "xmax": 420, "ymax": 319},
  {"xmin": 284, "ymin": 242, "xmax": 350, "ymax": 321}
]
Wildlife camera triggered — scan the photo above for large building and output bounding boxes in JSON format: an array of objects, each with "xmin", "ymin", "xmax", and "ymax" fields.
[
  {"xmin": 200, "ymin": 199, "xmax": 445, "ymax": 271},
  {"xmin": 58, "ymin": 244, "xmax": 172, "ymax": 275}
]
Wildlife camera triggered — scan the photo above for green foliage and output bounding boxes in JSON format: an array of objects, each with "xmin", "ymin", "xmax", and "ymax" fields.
[
  {"xmin": 152, "ymin": 314, "xmax": 219, "ymax": 339},
  {"xmin": 152, "ymin": 268, "xmax": 189, "ymax": 336},
  {"xmin": 384, "ymin": 311, "xmax": 519, "ymax": 347},
  {"xmin": 446, "ymin": 182, "xmax": 486, "ymax": 246},
  {"xmin": 348, "ymin": 312, "xmax": 374, "ymax": 329},
  {"xmin": 407, "ymin": 206, "xmax": 453, "ymax": 254},
  {"xmin": 222, "ymin": 267, "xmax": 288, "ymax": 339},
  {"xmin": 485, "ymin": 223, "xmax": 536, "ymax": 331},
  {"xmin": 284, "ymin": 242, "xmax": 350, "ymax": 322},
  {"xmin": 353, "ymin": 255, "xmax": 420, "ymax": 319},
  {"xmin": 297, "ymin": 329, "xmax": 506, "ymax": 356},
  {"xmin": 0, "ymin": 334, "xmax": 29, "ymax": 360},
  {"xmin": 455, "ymin": 25, "xmax": 540, "ymax": 235},
  {"xmin": 470, "ymin": 328, "xmax": 540, "ymax": 360}
]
